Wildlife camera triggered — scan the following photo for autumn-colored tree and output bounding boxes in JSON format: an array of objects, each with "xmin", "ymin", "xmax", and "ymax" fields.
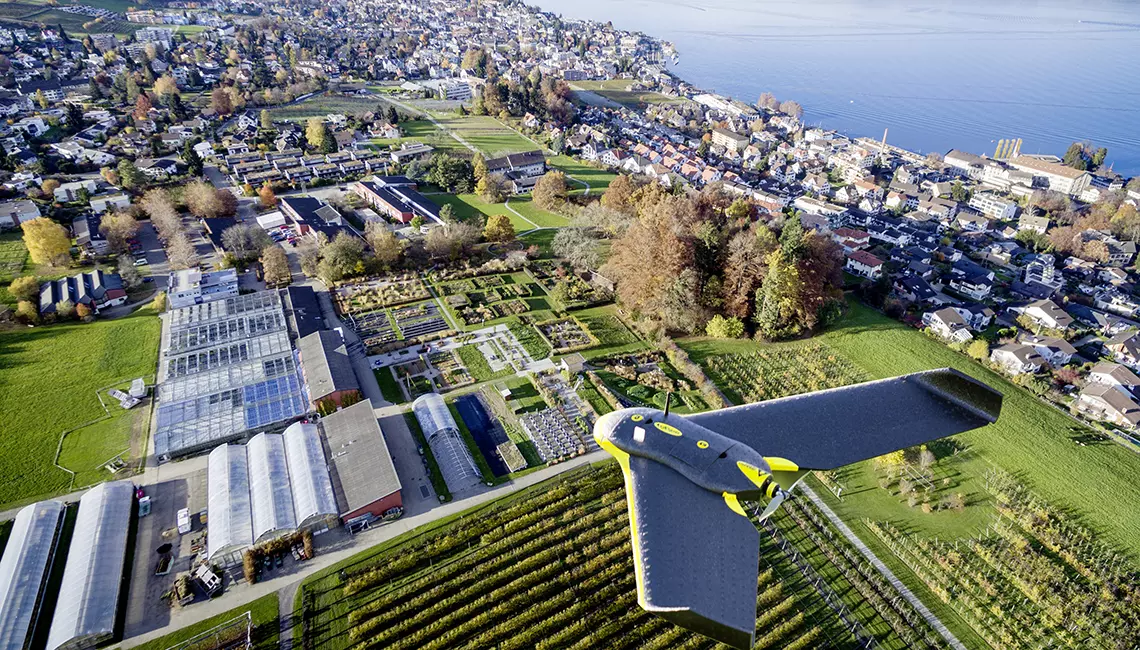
[
  {"xmin": 166, "ymin": 232, "xmax": 199, "ymax": 270},
  {"xmin": 153, "ymin": 74, "xmax": 178, "ymax": 98},
  {"xmin": 966, "ymin": 339, "xmax": 989, "ymax": 361},
  {"xmin": 1110, "ymin": 203, "xmax": 1140, "ymax": 241},
  {"xmin": 483, "ymin": 214, "xmax": 515, "ymax": 243},
  {"xmin": 99, "ymin": 210, "xmax": 140, "ymax": 254},
  {"xmin": 210, "ymin": 86, "xmax": 233, "ymax": 115},
  {"xmin": 133, "ymin": 93, "xmax": 152, "ymax": 120},
  {"xmin": 364, "ymin": 222, "xmax": 403, "ymax": 269},
  {"xmin": 8, "ymin": 276, "xmax": 39, "ymax": 302},
  {"xmin": 258, "ymin": 182, "xmax": 277, "ymax": 209},
  {"xmin": 472, "ymin": 153, "xmax": 487, "ymax": 181},
  {"xmin": 261, "ymin": 244, "xmax": 291, "ymax": 287},
  {"xmin": 1046, "ymin": 225, "xmax": 1081, "ymax": 256},
  {"xmin": 75, "ymin": 302, "xmax": 93, "ymax": 321},
  {"xmin": 705, "ymin": 314, "xmax": 745, "ymax": 339},
  {"xmin": 721, "ymin": 224, "xmax": 778, "ymax": 320},
  {"xmin": 141, "ymin": 188, "xmax": 181, "ymax": 239},
  {"xmin": 21, "ymin": 218, "xmax": 71, "ymax": 266},
  {"xmin": 532, "ymin": 171, "xmax": 568, "ymax": 211},
  {"xmin": 305, "ymin": 117, "xmax": 328, "ymax": 149},
  {"xmin": 476, "ymin": 173, "xmax": 507, "ymax": 203},
  {"xmin": 218, "ymin": 189, "xmax": 238, "ymax": 216},
  {"xmin": 15, "ymin": 300, "xmax": 39, "ymax": 324},
  {"xmin": 1081, "ymin": 239, "xmax": 1109, "ymax": 263},
  {"xmin": 41, "ymin": 179, "xmax": 61, "ymax": 198},
  {"xmin": 601, "ymin": 174, "xmax": 638, "ymax": 215},
  {"xmin": 184, "ymin": 180, "xmax": 223, "ymax": 218},
  {"xmin": 778, "ymin": 100, "xmax": 803, "ymax": 120},
  {"xmin": 601, "ymin": 195, "xmax": 693, "ymax": 315}
]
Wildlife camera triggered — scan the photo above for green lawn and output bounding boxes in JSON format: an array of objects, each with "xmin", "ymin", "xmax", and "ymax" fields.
[
  {"xmin": 547, "ymin": 154, "xmax": 619, "ymax": 195},
  {"xmin": 0, "ymin": 308, "xmax": 161, "ymax": 507},
  {"xmin": 680, "ymin": 300, "xmax": 1140, "ymax": 559},
  {"xmin": 432, "ymin": 193, "xmax": 569, "ymax": 231},
  {"xmin": 502, "ymin": 375, "xmax": 545, "ymax": 413},
  {"xmin": 57, "ymin": 386, "xmax": 150, "ymax": 488},
  {"xmin": 456, "ymin": 343, "xmax": 514, "ymax": 382},
  {"xmin": 128, "ymin": 594, "xmax": 280, "ymax": 650},
  {"xmin": 0, "ymin": 233, "xmax": 29, "ymax": 307},
  {"xmin": 374, "ymin": 367, "xmax": 405, "ymax": 404},
  {"xmin": 432, "ymin": 115, "xmax": 537, "ymax": 157},
  {"xmin": 266, "ymin": 95, "xmax": 381, "ymax": 121},
  {"xmin": 570, "ymin": 81, "xmax": 687, "ymax": 108},
  {"xmin": 572, "ymin": 305, "xmax": 649, "ymax": 359}
]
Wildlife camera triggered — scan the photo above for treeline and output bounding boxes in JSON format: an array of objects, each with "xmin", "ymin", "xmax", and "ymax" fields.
[{"xmin": 464, "ymin": 48, "xmax": 575, "ymax": 126}]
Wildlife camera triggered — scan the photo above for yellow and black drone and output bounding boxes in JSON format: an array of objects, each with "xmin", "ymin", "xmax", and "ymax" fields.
[{"xmin": 593, "ymin": 368, "xmax": 1002, "ymax": 649}]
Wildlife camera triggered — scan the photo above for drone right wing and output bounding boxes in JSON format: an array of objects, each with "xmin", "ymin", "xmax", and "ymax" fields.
[{"xmin": 686, "ymin": 368, "xmax": 1001, "ymax": 473}]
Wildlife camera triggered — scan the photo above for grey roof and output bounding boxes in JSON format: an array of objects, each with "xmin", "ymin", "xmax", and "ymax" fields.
[
  {"xmin": 0, "ymin": 501, "xmax": 65, "ymax": 650},
  {"xmin": 247, "ymin": 433, "xmax": 297, "ymax": 543},
  {"xmin": 298, "ymin": 330, "xmax": 359, "ymax": 401},
  {"xmin": 207, "ymin": 444, "xmax": 254, "ymax": 561},
  {"xmin": 412, "ymin": 394, "xmax": 481, "ymax": 493},
  {"xmin": 321, "ymin": 399, "xmax": 402, "ymax": 515},
  {"xmin": 47, "ymin": 481, "xmax": 134, "ymax": 650}
]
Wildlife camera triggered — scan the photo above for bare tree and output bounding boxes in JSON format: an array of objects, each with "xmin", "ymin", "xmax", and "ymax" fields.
[
  {"xmin": 221, "ymin": 223, "xmax": 273, "ymax": 262},
  {"xmin": 261, "ymin": 245, "xmax": 291, "ymax": 287},
  {"xmin": 166, "ymin": 232, "xmax": 200, "ymax": 270},
  {"xmin": 552, "ymin": 227, "xmax": 600, "ymax": 270},
  {"xmin": 117, "ymin": 255, "xmax": 143, "ymax": 288},
  {"xmin": 100, "ymin": 211, "xmax": 140, "ymax": 254}
]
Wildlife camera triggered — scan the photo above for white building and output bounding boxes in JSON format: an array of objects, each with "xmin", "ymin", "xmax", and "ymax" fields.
[
  {"xmin": 968, "ymin": 192, "xmax": 1019, "ymax": 221},
  {"xmin": 1008, "ymin": 156, "xmax": 1092, "ymax": 196},
  {"xmin": 166, "ymin": 268, "xmax": 239, "ymax": 308}
]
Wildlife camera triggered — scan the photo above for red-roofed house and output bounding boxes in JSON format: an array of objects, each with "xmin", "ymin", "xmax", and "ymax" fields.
[
  {"xmin": 831, "ymin": 228, "xmax": 870, "ymax": 251},
  {"xmin": 845, "ymin": 250, "xmax": 884, "ymax": 279}
]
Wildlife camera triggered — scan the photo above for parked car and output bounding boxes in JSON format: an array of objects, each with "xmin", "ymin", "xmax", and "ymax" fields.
[{"xmin": 133, "ymin": 257, "xmax": 148, "ymax": 266}]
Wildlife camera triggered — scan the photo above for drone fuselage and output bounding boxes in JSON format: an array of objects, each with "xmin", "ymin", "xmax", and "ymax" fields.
[{"xmin": 594, "ymin": 408, "xmax": 791, "ymax": 504}]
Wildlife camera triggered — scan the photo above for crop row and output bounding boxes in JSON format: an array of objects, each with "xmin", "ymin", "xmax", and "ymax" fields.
[{"xmin": 704, "ymin": 342, "xmax": 867, "ymax": 402}]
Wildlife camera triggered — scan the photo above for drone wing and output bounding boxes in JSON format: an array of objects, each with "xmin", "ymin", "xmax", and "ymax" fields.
[
  {"xmin": 623, "ymin": 454, "xmax": 759, "ymax": 650},
  {"xmin": 686, "ymin": 368, "xmax": 1001, "ymax": 472}
]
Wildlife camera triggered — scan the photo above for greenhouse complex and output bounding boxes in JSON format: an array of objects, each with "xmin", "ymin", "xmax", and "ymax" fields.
[
  {"xmin": 412, "ymin": 393, "xmax": 483, "ymax": 494},
  {"xmin": 207, "ymin": 424, "xmax": 339, "ymax": 565},
  {"xmin": 154, "ymin": 291, "xmax": 311, "ymax": 460},
  {"xmin": 0, "ymin": 500, "xmax": 66, "ymax": 650}
]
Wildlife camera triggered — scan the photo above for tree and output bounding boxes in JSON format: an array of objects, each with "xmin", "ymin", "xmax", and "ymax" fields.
[
  {"xmin": 577, "ymin": 202, "xmax": 633, "ymax": 237},
  {"xmin": 602, "ymin": 194, "xmax": 693, "ymax": 315},
  {"xmin": 1092, "ymin": 147, "xmax": 1108, "ymax": 167},
  {"xmin": 1110, "ymin": 203, "xmax": 1140, "ymax": 241},
  {"xmin": 705, "ymin": 314, "xmax": 745, "ymax": 339},
  {"xmin": 21, "ymin": 218, "xmax": 70, "ymax": 266},
  {"xmin": 260, "ymin": 109, "xmax": 273, "ymax": 131},
  {"xmin": 34, "ymin": 89, "xmax": 48, "ymax": 109},
  {"xmin": 166, "ymin": 232, "xmax": 199, "ymax": 270},
  {"xmin": 133, "ymin": 93, "xmax": 152, "ymax": 120},
  {"xmin": 184, "ymin": 180, "xmax": 223, "ymax": 218},
  {"xmin": 438, "ymin": 204, "xmax": 455, "ymax": 224},
  {"xmin": 660, "ymin": 268, "xmax": 703, "ymax": 333},
  {"xmin": 425, "ymin": 154, "xmax": 474, "ymax": 193},
  {"xmin": 779, "ymin": 217, "xmax": 806, "ymax": 260},
  {"xmin": 258, "ymin": 182, "xmax": 277, "ymax": 209},
  {"xmin": 117, "ymin": 254, "xmax": 142, "ymax": 288},
  {"xmin": 966, "ymin": 339, "xmax": 989, "ymax": 361},
  {"xmin": 210, "ymin": 86, "xmax": 233, "ymax": 116},
  {"xmin": 261, "ymin": 245, "xmax": 291, "ymax": 286},
  {"xmin": 365, "ymin": 222, "xmax": 403, "ymax": 269},
  {"xmin": 41, "ymin": 179, "xmax": 61, "ymax": 198},
  {"xmin": 55, "ymin": 299, "xmax": 76, "ymax": 320},
  {"xmin": 601, "ymin": 174, "xmax": 638, "ymax": 215},
  {"xmin": 317, "ymin": 233, "xmax": 365, "ymax": 283},
  {"xmin": 9, "ymin": 276, "xmax": 39, "ymax": 302},
  {"xmin": 154, "ymin": 74, "xmax": 178, "ymax": 98},
  {"xmin": 117, "ymin": 159, "xmax": 146, "ymax": 189},
  {"xmin": 221, "ymin": 223, "xmax": 273, "ymax": 262},
  {"xmin": 141, "ymin": 189, "xmax": 181, "ymax": 239},
  {"xmin": 15, "ymin": 300, "xmax": 39, "ymax": 324},
  {"xmin": 75, "ymin": 302, "xmax": 93, "ymax": 322},
  {"xmin": 951, "ymin": 181, "xmax": 970, "ymax": 203},
  {"xmin": 472, "ymin": 153, "xmax": 487, "ymax": 181},
  {"xmin": 533, "ymin": 171, "xmax": 568, "ymax": 211},
  {"xmin": 725, "ymin": 198, "xmax": 753, "ymax": 220},
  {"xmin": 483, "ymin": 214, "xmax": 515, "ymax": 243},
  {"xmin": 410, "ymin": 215, "xmax": 425, "ymax": 231},
  {"xmin": 552, "ymin": 227, "xmax": 599, "ymax": 270},
  {"xmin": 778, "ymin": 100, "xmax": 803, "ymax": 120},
  {"xmin": 476, "ymin": 172, "xmax": 507, "ymax": 203},
  {"xmin": 722, "ymin": 224, "xmax": 778, "ymax": 320},
  {"xmin": 1062, "ymin": 142, "xmax": 1088, "ymax": 171},
  {"xmin": 99, "ymin": 210, "xmax": 140, "ymax": 254},
  {"xmin": 182, "ymin": 140, "xmax": 203, "ymax": 176},
  {"xmin": 1014, "ymin": 228, "xmax": 1050, "ymax": 252},
  {"xmin": 757, "ymin": 92, "xmax": 778, "ymax": 110},
  {"xmin": 305, "ymin": 117, "xmax": 325, "ymax": 149}
]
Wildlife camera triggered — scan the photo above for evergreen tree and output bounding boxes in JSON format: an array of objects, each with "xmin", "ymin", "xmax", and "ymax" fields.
[{"xmin": 182, "ymin": 140, "xmax": 203, "ymax": 176}]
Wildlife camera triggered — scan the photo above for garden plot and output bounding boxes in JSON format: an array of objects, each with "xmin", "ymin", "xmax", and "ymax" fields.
[
  {"xmin": 536, "ymin": 317, "xmax": 597, "ymax": 354},
  {"xmin": 392, "ymin": 301, "xmax": 449, "ymax": 339},
  {"xmin": 391, "ymin": 358, "xmax": 436, "ymax": 399},
  {"xmin": 333, "ymin": 275, "xmax": 429, "ymax": 314},
  {"xmin": 519, "ymin": 408, "xmax": 587, "ymax": 461},
  {"xmin": 428, "ymin": 351, "xmax": 472, "ymax": 389},
  {"xmin": 594, "ymin": 351, "xmax": 707, "ymax": 414},
  {"xmin": 527, "ymin": 261, "xmax": 610, "ymax": 308},
  {"xmin": 437, "ymin": 275, "xmax": 541, "ymax": 327},
  {"xmin": 344, "ymin": 310, "xmax": 398, "ymax": 351}
]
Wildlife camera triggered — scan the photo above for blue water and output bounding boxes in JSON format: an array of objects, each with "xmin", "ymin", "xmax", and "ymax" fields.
[{"xmin": 532, "ymin": 0, "xmax": 1140, "ymax": 176}]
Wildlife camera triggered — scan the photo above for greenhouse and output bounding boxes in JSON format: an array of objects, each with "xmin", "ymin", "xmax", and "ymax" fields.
[
  {"xmin": 207, "ymin": 445, "xmax": 254, "ymax": 564},
  {"xmin": 282, "ymin": 422, "xmax": 338, "ymax": 530},
  {"xmin": 46, "ymin": 481, "xmax": 134, "ymax": 650},
  {"xmin": 247, "ymin": 433, "xmax": 297, "ymax": 543},
  {"xmin": 412, "ymin": 393, "xmax": 482, "ymax": 493},
  {"xmin": 0, "ymin": 500, "xmax": 65, "ymax": 650}
]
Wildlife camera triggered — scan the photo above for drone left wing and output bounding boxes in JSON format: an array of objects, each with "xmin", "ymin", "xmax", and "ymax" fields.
[{"xmin": 621, "ymin": 453, "xmax": 759, "ymax": 650}]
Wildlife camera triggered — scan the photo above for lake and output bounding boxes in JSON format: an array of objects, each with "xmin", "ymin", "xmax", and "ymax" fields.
[{"xmin": 531, "ymin": 0, "xmax": 1140, "ymax": 176}]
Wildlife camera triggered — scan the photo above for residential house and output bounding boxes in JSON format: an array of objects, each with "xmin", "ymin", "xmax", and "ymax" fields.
[
  {"xmin": 710, "ymin": 128, "xmax": 749, "ymax": 154},
  {"xmin": 0, "ymin": 199, "xmax": 41, "ymax": 229},
  {"xmin": 135, "ymin": 157, "xmax": 179, "ymax": 179},
  {"xmin": 1076, "ymin": 383, "xmax": 1140, "ymax": 430},
  {"xmin": 1106, "ymin": 331, "xmax": 1140, "ymax": 368},
  {"xmin": 845, "ymin": 250, "xmax": 884, "ymax": 279},
  {"xmin": 1087, "ymin": 362, "xmax": 1140, "ymax": 392},
  {"xmin": 90, "ymin": 193, "xmax": 131, "ymax": 214},
  {"xmin": 1018, "ymin": 334, "xmax": 1076, "ymax": 367},
  {"xmin": 969, "ymin": 192, "xmax": 1019, "ymax": 221},
  {"xmin": 893, "ymin": 275, "xmax": 940, "ymax": 304},
  {"xmin": 990, "ymin": 344, "xmax": 1045, "ymax": 375},
  {"xmin": 53, "ymin": 179, "xmax": 97, "ymax": 203},
  {"xmin": 923, "ymin": 307, "xmax": 972, "ymax": 343},
  {"xmin": 1021, "ymin": 299, "xmax": 1074, "ymax": 331},
  {"xmin": 39, "ymin": 269, "xmax": 127, "ymax": 314}
]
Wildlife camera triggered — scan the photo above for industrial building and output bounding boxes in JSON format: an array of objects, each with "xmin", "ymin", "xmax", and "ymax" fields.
[
  {"xmin": 0, "ymin": 500, "xmax": 66, "ymax": 650},
  {"xmin": 412, "ymin": 393, "xmax": 482, "ymax": 494},
  {"xmin": 322, "ymin": 399, "xmax": 403, "ymax": 523},
  {"xmin": 46, "ymin": 481, "xmax": 134, "ymax": 650},
  {"xmin": 206, "ymin": 425, "xmax": 339, "ymax": 564},
  {"xmin": 166, "ymin": 268, "xmax": 239, "ymax": 309},
  {"xmin": 154, "ymin": 291, "xmax": 310, "ymax": 460}
]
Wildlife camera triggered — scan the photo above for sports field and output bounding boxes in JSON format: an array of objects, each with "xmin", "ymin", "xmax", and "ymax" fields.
[
  {"xmin": 431, "ymin": 193, "xmax": 569, "ymax": 231},
  {"xmin": 680, "ymin": 300, "xmax": 1140, "ymax": 558},
  {"xmin": 431, "ymin": 115, "xmax": 537, "ymax": 157},
  {"xmin": 0, "ymin": 307, "xmax": 160, "ymax": 507},
  {"xmin": 266, "ymin": 95, "xmax": 380, "ymax": 121}
]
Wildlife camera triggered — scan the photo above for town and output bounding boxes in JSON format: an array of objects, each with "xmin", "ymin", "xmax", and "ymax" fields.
[{"xmin": 0, "ymin": 0, "xmax": 1138, "ymax": 649}]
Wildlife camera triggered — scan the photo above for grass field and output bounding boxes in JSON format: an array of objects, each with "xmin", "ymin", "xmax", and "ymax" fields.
[
  {"xmin": 456, "ymin": 344, "xmax": 514, "ymax": 382},
  {"xmin": 266, "ymin": 95, "xmax": 380, "ymax": 122},
  {"xmin": 572, "ymin": 305, "xmax": 648, "ymax": 359},
  {"xmin": 128, "ymin": 594, "xmax": 280, "ymax": 650},
  {"xmin": 374, "ymin": 367, "xmax": 405, "ymax": 404},
  {"xmin": 431, "ymin": 115, "xmax": 537, "ymax": 157},
  {"xmin": 431, "ymin": 193, "xmax": 569, "ymax": 231},
  {"xmin": 546, "ymin": 155, "xmax": 619, "ymax": 195},
  {"xmin": 0, "ymin": 308, "xmax": 161, "ymax": 507},
  {"xmin": 0, "ymin": 233, "xmax": 29, "ymax": 307},
  {"xmin": 680, "ymin": 300, "xmax": 1140, "ymax": 559},
  {"xmin": 570, "ymin": 80, "xmax": 687, "ymax": 108},
  {"xmin": 57, "ymin": 383, "xmax": 151, "ymax": 488}
]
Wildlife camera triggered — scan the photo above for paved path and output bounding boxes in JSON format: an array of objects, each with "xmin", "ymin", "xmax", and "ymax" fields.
[
  {"xmin": 799, "ymin": 484, "xmax": 967, "ymax": 650},
  {"xmin": 382, "ymin": 97, "xmax": 478, "ymax": 153},
  {"xmin": 503, "ymin": 196, "xmax": 540, "ymax": 229}
]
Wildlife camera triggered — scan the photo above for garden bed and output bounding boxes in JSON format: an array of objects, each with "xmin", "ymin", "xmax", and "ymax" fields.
[
  {"xmin": 535, "ymin": 317, "xmax": 598, "ymax": 355},
  {"xmin": 333, "ymin": 275, "xmax": 430, "ymax": 314}
]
